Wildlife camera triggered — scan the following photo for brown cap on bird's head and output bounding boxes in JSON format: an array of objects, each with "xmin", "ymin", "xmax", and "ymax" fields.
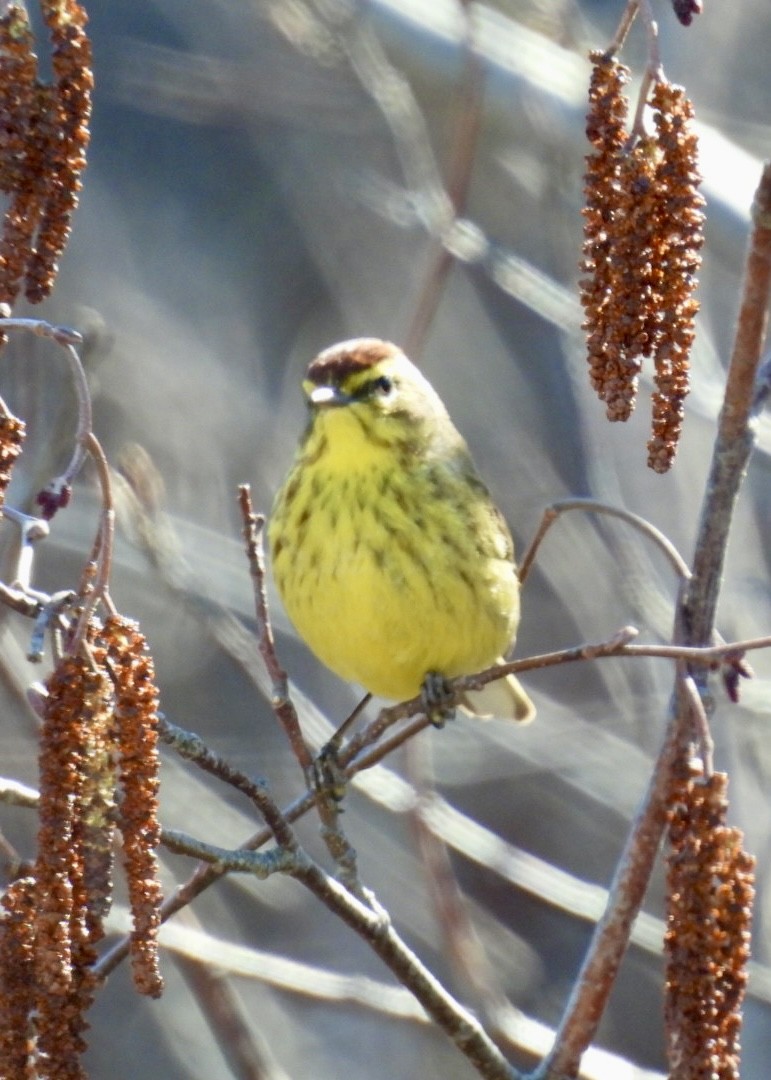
[
  {"xmin": 302, "ymin": 338, "xmax": 458, "ymax": 443},
  {"xmin": 306, "ymin": 338, "xmax": 402, "ymax": 389}
]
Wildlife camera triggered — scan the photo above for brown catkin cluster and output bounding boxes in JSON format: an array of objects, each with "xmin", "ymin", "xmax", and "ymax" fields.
[
  {"xmin": 0, "ymin": 413, "xmax": 25, "ymax": 506},
  {"xmin": 647, "ymin": 82, "xmax": 705, "ymax": 472},
  {"xmin": 665, "ymin": 770, "xmax": 755, "ymax": 1080},
  {"xmin": 33, "ymin": 655, "xmax": 113, "ymax": 1080},
  {"xmin": 26, "ymin": 1, "xmax": 93, "ymax": 303},
  {"xmin": 581, "ymin": 52, "xmax": 637, "ymax": 419},
  {"xmin": 0, "ymin": 618, "xmax": 164, "ymax": 1076},
  {"xmin": 102, "ymin": 616, "xmax": 164, "ymax": 999},
  {"xmin": 0, "ymin": 877, "xmax": 36, "ymax": 1078},
  {"xmin": 0, "ymin": 1, "xmax": 92, "ymax": 313},
  {"xmin": 580, "ymin": 52, "xmax": 705, "ymax": 471}
]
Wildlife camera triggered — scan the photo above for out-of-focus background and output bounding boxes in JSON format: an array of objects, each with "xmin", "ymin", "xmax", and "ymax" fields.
[{"xmin": 2, "ymin": 0, "xmax": 771, "ymax": 1076}]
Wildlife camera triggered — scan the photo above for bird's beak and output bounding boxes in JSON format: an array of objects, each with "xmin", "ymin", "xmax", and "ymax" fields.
[{"xmin": 304, "ymin": 382, "xmax": 351, "ymax": 407}]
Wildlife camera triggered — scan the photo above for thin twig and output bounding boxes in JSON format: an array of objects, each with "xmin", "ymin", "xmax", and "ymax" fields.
[
  {"xmin": 28, "ymin": 589, "xmax": 75, "ymax": 662},
  {"xmin": 68, "ymin": 433, "xmax": 115, "ymax": 655},
  {"xmin": 0, "ymin": 506, "xmax": 50, "ymax": 593},
  {"xmin": 638, "ymin": 0, "xmax": 663, "ymax": 77},
  {"xmin": 0, "ymin": 580, "xmax": 43, "ymax": 617},
  {"xmin": 237, "ymin": 485, "xmax": 313, "ymax": 773},
  {"xmin": 158, "ymin": 717, "xmax": 299, "ymax": 852},
  {"xmin": 292, "ymin": 861, "xmax": 519, "ymax": 1080},
  {"xmin": 465, "ymin": 632, "xmax": 771, "ymax": 682},
  {"xmin": 624, "ymin": 0, "xmax": 665, "ymax": 146},
  {"xmin": 35, "ymin": 340, "xmax": 94, "ymax": 518},
  {"xmin": 0, "ymin": 778, "xmax": 40, "ymax": 808},
  {"xmin": 518, "ymin": 498, "xmax": 691, "ymax": 587},
  {"xmin": 0, "ymin": 316, "xmax": 82, "ymax": 347},
  {"xmin": 343, "ymin": 714, "xmax": 432, "ymax": 775},
  {"xmin": 678, "ymin": 668, "xmax": 715, "ymax": 777},
  {"xmin": 323, "ymin": 692, "xmax": 372, "ymax": 752},
  {"xmin": 237, "ymin": 485, "xmax": 357, "ymax": 882},
  {"xmin": 607, "ymin": 0, "xmax": 640, "ymax": 55},
  {"xmin": 161, "ymin": 831, "xmax": 298, "ymax": 878},
  {"xmin": 607, "ymin": 0, "xmax": 664, "ymax": 148},
  {"xmin": 627, "ymin": 68, "xmax": 655, "ymax": 146}
]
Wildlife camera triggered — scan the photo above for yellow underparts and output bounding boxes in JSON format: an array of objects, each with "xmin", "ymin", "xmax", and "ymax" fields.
[{"xmin": 269, "ymin": 405, "xmax": 519, "ymax": 702}]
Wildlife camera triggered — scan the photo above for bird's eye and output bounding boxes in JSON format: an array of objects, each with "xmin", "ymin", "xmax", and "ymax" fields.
[{"xmin": 371, "ymin": 375, "xmax": 394, "ymax": 396}]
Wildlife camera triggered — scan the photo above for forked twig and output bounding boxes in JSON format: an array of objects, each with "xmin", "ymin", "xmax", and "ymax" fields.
[
  {"xmin": 518, "ymin": 497, "xmax": 691, "ymax": 587},
  {"xmin": 237, "ymin": 484, "xmax": 364, "ymax": 891}
]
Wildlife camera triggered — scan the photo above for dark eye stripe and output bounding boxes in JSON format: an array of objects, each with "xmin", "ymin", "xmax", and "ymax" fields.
[{"xmin": 353, "ymin": 374, "xmax": 393, "ymax": 401}]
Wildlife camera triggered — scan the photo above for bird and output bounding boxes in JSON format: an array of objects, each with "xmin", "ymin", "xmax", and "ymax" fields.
[{"xmin": 268, "ymin": 338, "xmax": 535, "ymax": 723}]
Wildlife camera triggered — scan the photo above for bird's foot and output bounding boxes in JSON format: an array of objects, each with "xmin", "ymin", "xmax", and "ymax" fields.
[
  {"xmin": 421, "ymin": 671, "xmax": 456, "ymax": 728},
  {"xmin": 308, "ymin": 743, "xmax": 347, "ymax": 804}
]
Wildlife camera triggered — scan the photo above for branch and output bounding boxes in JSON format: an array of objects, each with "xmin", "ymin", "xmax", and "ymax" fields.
[
  {"xmin": 237, "ymin": 484, "xmax": 365, "ymax": 892},
  {"xmin": 158, "ymin": 820, "xmax": 519, "ymax": 1080},
  {"xmin": 518, "ymin": 498, "xmax": 691, "ymax": 587},
  {"xmin": 291, "ymin": 860, "xmax": 519, "ymax": 1080},
  {"xmin": 0, "ymin": 777, "xmax": 39, "ymax": 808},
  {"xmin": 34, "ymin": 339, "xmax": 94, "ymax": 520},
  {"xmin": 160, "ymin": 831, "xmax": 299, "ymax": 878},
  {"xmin": 158, "ymin": 717, "xmax": 299, "ymax": 853},
  {"xmin": 682, "ymin": 161, "xmax": 771, "ymax": 649},
  {"xmin": 536, "ymin": 677, "xmax": 691, "ymax": 1079},
  {"xmin": 0, "ymin": 506, "xmax": 50, "ymax": 594},
  {"xmin": 540, "ymin": 158, "xmax": 771, "ymax": 1080},
  {"xmin": 67, "ymin": 433, "xmax": 115, "ymax": 655},
  {"xmin": 237, "ymin": 484, "xmax": 314, "ymax": 775}
]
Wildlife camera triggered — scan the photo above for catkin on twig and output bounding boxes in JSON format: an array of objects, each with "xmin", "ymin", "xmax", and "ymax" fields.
[
  {"xmin": 0, "ymin": 1, "xmax": 92, "ymax": 317},
  {"xmin": 0, "ymin": 413, "xmax": 25, "ymax": 506},
  {"xmin": 34, "ymin": 655, "xmax": 112, "ymax": 1080},
  {"xmin": 580, "ymin": 52, "xmax": 704, "ymax": 471},
  {"xmin": 103, "ymin": 616, "xmax": 164, "ymax": 999},
  {"xmin": 665, "ymin": 770, "xmax": 755, "ymax": 1080}
]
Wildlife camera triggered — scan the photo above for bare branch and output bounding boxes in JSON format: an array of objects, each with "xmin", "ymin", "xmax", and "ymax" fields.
[
  {"xmin": 237, "ymin": 484, "xmax": 314, "ymax": 774},
  {"xmin": 158, "ymin": 717, "xmax": 299, "ymax": 853},
  {"xmin": 682, "ymin": 162, "xmax": 771, "ymax": 649},
  {"xmin": 68, "ymin": 433, "xmax": 115, "ymax": 656},
  {"xmin": 519, "ymin": 498, "xmax": 691, "ymax": 587},
  {"xmin": 538, "ymin": 680, "xmax": 691, "ymax": 1079}
]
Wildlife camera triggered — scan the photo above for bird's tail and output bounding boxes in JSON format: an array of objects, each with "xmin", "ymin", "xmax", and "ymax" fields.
[{"xmin": 460, "ymin": 667, "xmax": 535, "ymax": 722}]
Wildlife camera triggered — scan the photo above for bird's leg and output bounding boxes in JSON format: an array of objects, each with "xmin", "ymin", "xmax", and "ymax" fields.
[
  {"xmin": 421, "ymin": 671, "xmax": 456, "ymax": 728},
  {"xmin": 309, "ymin": 692, "xmax": 372, "ymax": 802}
]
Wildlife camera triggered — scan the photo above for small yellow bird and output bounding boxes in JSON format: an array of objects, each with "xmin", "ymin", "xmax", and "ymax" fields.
[{"xmin": 269, "ymin": 338, "xmax": 535, "ymax": 722}]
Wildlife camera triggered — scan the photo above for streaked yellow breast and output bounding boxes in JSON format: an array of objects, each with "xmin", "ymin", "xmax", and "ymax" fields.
[{"xmin": 269, "ymin": 404, "xmax": 520, "ymax": 701}]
